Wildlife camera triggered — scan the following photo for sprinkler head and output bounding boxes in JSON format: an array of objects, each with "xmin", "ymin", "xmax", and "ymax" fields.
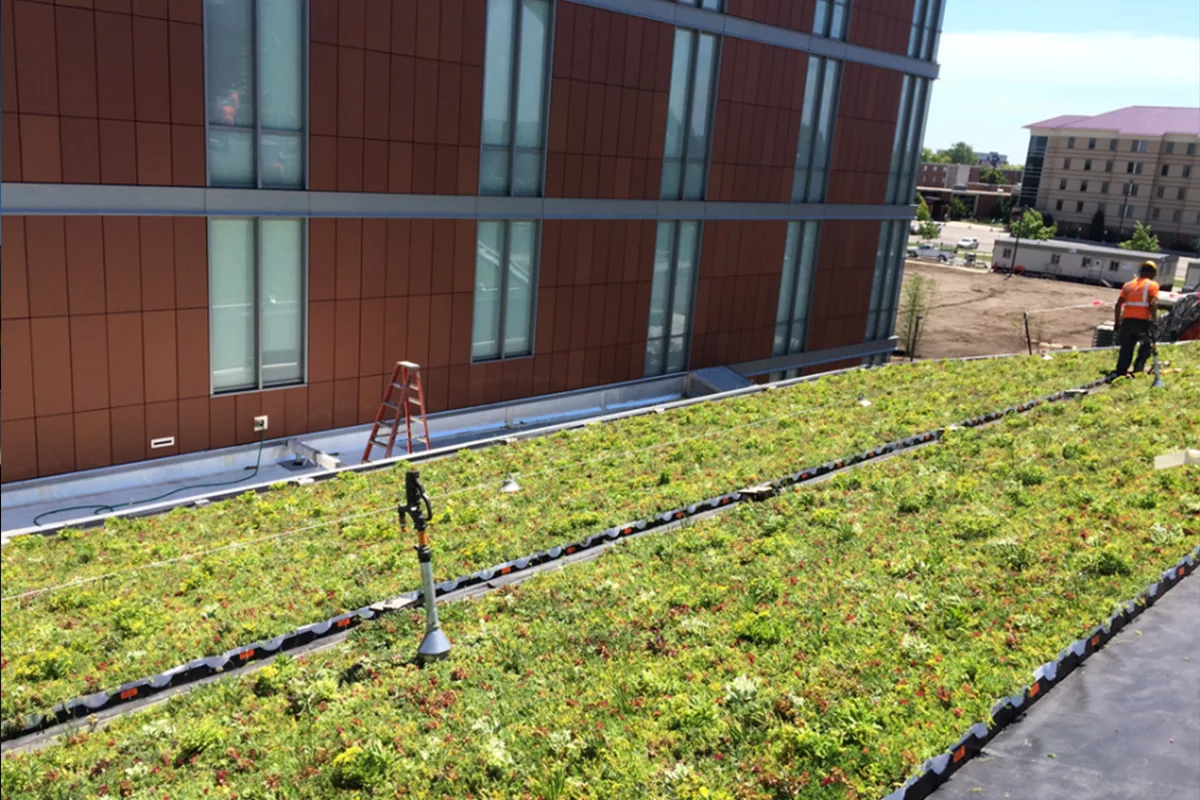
[
  {"xmin": 500, "ymin": 475, "xmax": 523, "ymax": 493},
  {"xmin": 857, "ymin": 394, "xmax": 872, "ymax": 407},
  {"xmin": 418, "ymin": 627, "xmax": 452, "ymax": 663}
]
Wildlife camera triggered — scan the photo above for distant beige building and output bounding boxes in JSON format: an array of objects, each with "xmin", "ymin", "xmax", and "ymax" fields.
[{"xmin": 1021, "ymin": 107, "xmax": 1200, "ymax": 250}]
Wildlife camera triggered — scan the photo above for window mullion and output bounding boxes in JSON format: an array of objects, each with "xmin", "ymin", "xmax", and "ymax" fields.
[
  {"xmin": 252, "ymin": 0, "xmax": 262, "ymax": 189},
  {"xmin": 497, "ymin": 223, "xmax": 512, "ymax": 359},
  {"xmin": 255, "ymin": 219, "xmax": 264, "ymax": 390},
  {"xmin": 664, "ymin": 222, "xmax": 682, "ymax": 361}
]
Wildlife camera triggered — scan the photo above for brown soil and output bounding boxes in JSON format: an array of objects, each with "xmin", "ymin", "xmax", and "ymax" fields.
[{"xmin": 897, "ymin": 261, "xmax": 1120, "ymax": 359}]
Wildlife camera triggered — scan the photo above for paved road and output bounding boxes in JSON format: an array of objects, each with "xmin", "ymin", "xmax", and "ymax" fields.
[
  {"xmin": 910, "ymin": 221, "xmax": 1006, "ymax": 256},
  {"xmin": 935, "ymin": 574, "xmax": 1200, "ymax": 800}
]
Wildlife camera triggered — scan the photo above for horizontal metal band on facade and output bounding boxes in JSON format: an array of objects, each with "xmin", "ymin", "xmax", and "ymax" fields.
[
  {"xmin": 571, "ymin": 0, "xmax": 941, "ymax": 79},
  {"xmin": 0, "ymin": 183, "xmax": 918, "ymax": 222}
]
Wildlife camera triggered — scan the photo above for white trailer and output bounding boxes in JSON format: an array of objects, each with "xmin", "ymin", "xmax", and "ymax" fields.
[{"xmin": 991, "ymin": 237, "xmax": 1175, "ymax": 289}]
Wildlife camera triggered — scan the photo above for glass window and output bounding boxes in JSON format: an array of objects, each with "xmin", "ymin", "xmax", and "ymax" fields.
[
  {"xmin": 793, "ymin": 55, "xmax": 843, "ymax": 203},
  {"xmin": 1172, "ymin": 210, "xmax": 1182, "ymax": 223},
  {"xmin": 1184, "ymin": 165, "xmax": 1192, "ymax": 178},
  {"xmin": 1165, "ymin": 142, "xmax": 1175, "ymax": 155},
  {"xmin": 865, "ymin": 220, "xmax": 906, "ymax": 343},
  {"xmin": 1108, "ymin": 139, "xmax": 1118, "ymax": 151},
  {"xmin": 1084, "ymin": 159, "xmax": 1091, "ymax": 171},
  {"xmin": 645, "ymin": 222, "xmax": 701, "ymax": 376},
  {"xmin": 1161, "ymin": 164, "xmax": 1170, "ymax": 177},
  {"xmin": 1088, "ymin": 138, "xmax": 1096, "ymax": 149},
  {"xmin": 480, "ymin": 0, "xmax": 553, "ymax": 196},
  {"xmin": 1062, "ymin": 158, "xmax": 1070, "ymax": 169},
  {"xmin": 813, "ymin": 0, "xmax": 852, "ymax": 39},
  {"xmin": 204, "ymin": 0, "xmax": 305, "ymax": 189},
  {"xmin": 908, "ymin": 0, "xmax": 944, "ymax": 61},
  {"xmin": 1101, "ymin": 181, "xmax": 1109, "ymax": 194},
  {"xmin": 885, "ymin": 74, "xmax": 930, "ymax": 204},
  {"xmin": 1080, "ymin": 180, "xmax": 1088, "ymax": 192},
  {"xmin": 775, "ymin": 221, "xmax": 822, "ymax": 356},
  {"xmin": 1067, "ymin": 137, "xmax": 1075, "ymax": 149},
  {"xmin": 661, "ymin": 30, "xmax": 720, "ymax": 201},
  {"xmin": 1152, "ymin": 208, "xmax": 1160, "ymax": 221},
  {"xmin": 1105, "ymin": 160, "xmax": 1113, "ymax": 172},
  {"xmin": 1055, "ymin": 199, "xmax": 1063, "ymax": 211},
  {"xmin": 210, "ymin": 218, "xmax": 306, "ymax": 393},
  {"xmin": 1076, "ymin": 201, "xmax": 1084, "ymax": 213},
  {"xmin": 472, "ymin": 221, "xmax": 539, "ymax": 362}
]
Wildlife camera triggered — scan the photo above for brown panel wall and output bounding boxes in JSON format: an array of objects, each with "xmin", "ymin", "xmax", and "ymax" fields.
[
  {"xmin": 689, "ymin": 220, "xmax": 788, "ymax": 368},
  {"xmin": 826, "ymin": 62, "xmax": 904, "ymax": 206},
  {"xmin": 308, "ymin": 0, "xmax": 486, "ymax": 194},
  {"xmin": 805, "ymin": 219, "xmax": 882, "ymax": 353},
  {"xmin": 847, "ymin": 0, "xmax": 916, "ymax": 57},
  {"xmin": 725, "ymin": 0, "xmax": 816, "ymax": 32},
  {"xmin": 709, "ymin": 39, "xmax": 806, "ymax": 203},
  {"xmin": 2, "ymin": 0, "xmax": 205, "ymax": 186},
  {"xmin": 543, "ymin": 3, "xmax": 672, "ymax": 200}
]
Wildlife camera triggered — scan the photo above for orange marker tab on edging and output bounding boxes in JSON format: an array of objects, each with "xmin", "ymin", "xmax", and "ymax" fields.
[
  {"xmin": 238, "ymin": 649, "xmax": 255, "ymax": 660},
  {"xmin": 1091, "ymin": 634, "xmax": 1101, "ymax": 648},
  {"xmin": 953, "ymin": 745, "xmax": 966, "ymax": 763},
  {"xmin": 336, "ymin": 618, "xmax": 351, "ymax": 628},
  {"xmin": 120, "ymin": 688, "xmax": 138, "ymax": 700},
  {"xmin": 1029, "ymin": 682, "xmax": 1040, "ymax": 698}
]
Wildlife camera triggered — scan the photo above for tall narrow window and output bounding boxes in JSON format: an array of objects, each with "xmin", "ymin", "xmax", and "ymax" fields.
[
  {"xmin": 865, "ymin": 220, "xmax": 907, "ymax": 348},
  {"xmin": 885, "ymin": 74, "xmax": 931, "ymax": 204},
  {"xmin": 813, "ymin": 0, "xmax": 852, "ymax": 39},
  {"xmin": 677, "ymin": 0, "xmax": 723, "ymax": 8},
  {"xmin": 479, "ymin": 0, "xmax": 553, "ymax": 196},
  {"xmin": 907, "ymin": 0, "xmax": 944, "ymax": 61},
  {"xmin": 772, "ymin": 222, "xmax": 821, "ymax": 376},
  {"xmin": 204, "ymin": 0, "xmax": 306, "ymax": 188},
  {"xmin": 793, "ymin": 56, "xmax": 843, "ymax": 203},
  {"xmin": 209, "ymin": 219, "xmax": 306, "ymax": 393},
  {"xmin": 661, "ymin": 29, "xmax": 720, "ymax": 201},
  {"xmin": 645, "ymin": 222, "xmax": 701, "ymax": 376},
  {"xmin": 472, "ymin": 221, "xmax": 538, "ymax": 361}
]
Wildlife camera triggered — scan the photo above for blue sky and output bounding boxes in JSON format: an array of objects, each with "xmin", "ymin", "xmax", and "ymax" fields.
[{"xmin": 924, "ymin": 0, "xmax": 1200, "ymax": 164}]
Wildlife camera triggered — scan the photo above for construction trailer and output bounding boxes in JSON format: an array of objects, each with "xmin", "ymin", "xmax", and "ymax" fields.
[{"xmin": 991, "ymin": 238, "xmax": 1178, "ymax": 289}]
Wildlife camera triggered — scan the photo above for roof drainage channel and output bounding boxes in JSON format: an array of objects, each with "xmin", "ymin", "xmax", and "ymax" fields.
[{"xmin": 0, "ymin": 374, "xmax": 1118, "ymax": 746}]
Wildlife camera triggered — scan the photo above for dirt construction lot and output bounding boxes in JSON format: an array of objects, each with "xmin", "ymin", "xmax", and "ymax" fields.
[{"xmin": 899, "ymin": 260, "xmax": 1120, "ymax": 359}]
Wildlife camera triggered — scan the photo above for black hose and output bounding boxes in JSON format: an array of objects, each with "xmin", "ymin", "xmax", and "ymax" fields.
[{"xmin": 31, "ymin": 433, "xmax": 267, "ymax": 528}]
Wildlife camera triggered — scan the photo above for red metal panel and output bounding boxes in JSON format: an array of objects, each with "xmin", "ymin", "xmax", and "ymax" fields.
[
  {"xmin": 363, "ymin": 49, "xmax": 391, "ymax": 139},
  {"xmin": 359, "ymin": 297, "xmax": 385, "ymax": 376},
  {"xmin": 1, "ymin": 0, "xmax": 16, "ymax": 115},
  {"xmin": 172, "ymin": 217, "xmax": 207, "ymax": 308},
  {"xmin": 388, "ymin": 141, "xmax": 413, "ymax": 192},
  {"xmin": 450, "ymin": 291, "xmax": 473, "ymax": 366},
  {"xmin": 94, "ymin": 10, "xmax": 136, "ymax": 120},
  {"xmin": 56, "ymin": 6, "xmax": 98, "ymax": 117},
  {"xmin": 447, "ymin": 363, "xmax": 470, "ymax": 409},
  {"xmin": 75, "ymin": 409, "xmax": 113, "ymax": 470},
  {"xmin": 205, "ymin": 394, "xmax": 235, "ymax": 449},
  {"xmin": 14, "ymin": 1, "xmax": 58, "ymax": 115},
  {"xmin": 391, "ymin": 0, "xmax": 416, "ymax": 55},
  {"xmin": 337, "ymin": 136, "xmax": 365, "ymax": 192},
  {"xmin": 0, "ymin": 319, "xmax": 35, "ymax": 421},
  {"xmin": 308, "ymin": 218, "xmax": 337, "ymax": 302},
  {"xmin": 428, "ymin": 292, "xmax": 452, "ymax": 367},
  {"xmin": 170, "ymin": 124, "xmax": 205, "ymax": 186},
  {"xmin": 409, "ymin": 219, "xmax": 433, "ymax": 295},
  {"xmin": 132, "ymin": 16, "xmax": 170, "ymax": 122},
  {"xmin": 434, "ymin": 144, "xmax": 458, "ymax": 194},
  {"xmin": 360, "ymin": 218, "xmax": 388, "ymax": 297},
  {"xmin": 357, "ymin": 374, "xmax": 384, "ymax": 422},
  {"xmin": 168, "ymin": 20, "xmax": 203, "ymax": 125},
  {"xmin": 405, "ymin": 295, "xmax": 431, "ymax": 366},
  {"xmin": 64, "ymin": 217, "xmax": 106, "ymax": 315},
  {"xmin": 282, "ymin": 386, "xmax": 307, "ymax": 437},
  {"xmin": 459, "ymin": 63, "xmax": 483, "ymax": 146},
  {"xmin": 1, "ymin": 419, "xmax": 38, "ymax": 481},
  {"xmin": 259, "ymin": 388, "xmax": 287, "ymax": 440},
  {"xmin": 234, "ymin": 392, "xmax": 261, "ymax": 444},
  {"xmin": 60, "ymin": 123, "xmax": 99, "ymax": 184},
  {"xmin": 175, "ymin": 307, "xmax": 209, "ymax": 399},
  {"xmin": 338, "ymin": 0, "xmax": 366, "ymax": 48},
  {"xmin": 589, "ymin": 9, "xmax": 610, "ymax": 84},
  {"xmin": 413, "ymin": 58, "xmax": 438, "ymax": 143},
  {"xmin": 335, "ymin": 218, "xmax": 363, "ymax": 299},
  {"xmin": 0, "ymin": 219, "xmax": 27, "ymax": 321},
  {"xmin": 37, "ymin": 413, "xmax": 76, "ymax": 476},
  {"xmin": 25, "ymin": 216, "xmax": 69, "ymax": 317},
  {"xmin": 19, "ymin": 114, "xmax": 61, "ymax": 182},
  {"xmin": 139, "ymin": 216, "xmax": 175, "ymax": 310},
  {"xmin": 144, "ymin": 400, "xmax": 179, "ymax": 457},
  {"xmin": 309, "ymin": 135, "xmax": 337, "ymax": 190},
  {"xmin": 30, "ymin": 316, "xmax": 73, "ymax": 417},
  {"xmin": 334, "ymin": 299, "xmax": 362, "ymax": 381},
  {"xmin": 389, "ymin": 54, "xmax": 415, "ymax": 140},
  {"xmin": 102, "ymin": 217, "xmax": 141, "ymax": 313},
  {"xmin": 1, "ymin": 113, "xmax": 20, "ymax": 181},
  {"xmin": 142, "ymin": 309, "xmax": 177, "ymax": 403},
  {"xmin": 307, "ymin": 300, "xmax": 336, "ymax": 383},
  {"xmin": 307, "ymin": 381, "xmax": 334, "ymax": 432},
  {"xmin": 622, "ymin": 16, "xmax": 643, "ymax": 88},
  {"xmin": 385, "ymin": 219, "xmax": 411, "ymax": 296},
  {"xmin": 570, "ymin": 5, "xmax": 592, "ymax": 80},
  {"xmin": 415, "ymin": 0, "xmax": 439, "ymax": 59},
  {"xmin": 338, "ymin": 46, "xmax": 366, "ymax": 138},
  {"xmin": 136, "ymin": 121, "xmax": 173, "ymax": 184},
  {"xmin": 411, "ymin": 142, "xmax": 436, "ymax": 192}
]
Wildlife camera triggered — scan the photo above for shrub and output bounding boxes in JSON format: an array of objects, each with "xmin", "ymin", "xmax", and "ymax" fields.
[{"xmin": 329, "ymin": 742, "xmax": 393, "ymax": 790}]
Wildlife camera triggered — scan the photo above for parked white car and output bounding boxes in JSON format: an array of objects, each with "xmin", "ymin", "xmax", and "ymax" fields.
[
  {"xmin": 912, "ymin": 243, "xmax": 951, "ymax": 262},
  {"xmin": 957, "ymin": 237, "xmax": 980, "ymax": 250}
]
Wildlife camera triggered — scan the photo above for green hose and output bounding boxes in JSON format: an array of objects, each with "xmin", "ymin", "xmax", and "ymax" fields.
[{"xmin": 31, "ymin": 433, "xmax": 267, "ymax": 528}]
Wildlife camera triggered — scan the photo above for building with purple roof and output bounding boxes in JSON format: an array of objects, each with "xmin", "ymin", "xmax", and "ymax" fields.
[{"xmin": 1020, "ymin": 106, "xmax": 1200, "ymax": 250}]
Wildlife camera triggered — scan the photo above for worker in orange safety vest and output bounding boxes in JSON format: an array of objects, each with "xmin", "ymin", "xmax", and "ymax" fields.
[{"xmin": 1112, "ymin": 260, "xmax": 1159, "ymax": 376}]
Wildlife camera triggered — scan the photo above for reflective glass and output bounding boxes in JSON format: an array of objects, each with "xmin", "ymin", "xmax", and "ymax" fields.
[
  {"xmin": 504, "ymin": 222, "xmax": 536, "ymax": 356},
  {"xmin": 480, "ymin": 148, "xmax": 512, "ymax": 195},
  {"xmin": 205, "ymin": 0, "xmax": 254, "ymax": 129},
  {"xmin": 209, "ymin": 220, "xmax": 257, "ymax": 392},
  {"xmin": 258, "ymin": 0, "xmax": 304, "ymax": 131},
  {"xmin": 670, "ymin": 222, "xmax": 699, "ymax": 338},
  {"xmin": 663, "ymin": 30, "xmax": 694, "ymax": 161},
  {"xmin": 259, "ymin": 219, "xmax": 305, "ymax": 386},
  {"xmin": 512, "ymin": 151, "xmax": 542, "ymax": 196},
  {"xmin": 472, "ymin": 222, "xmax": 505, "ymax": 360},
  {"xmin": 647, "ymin": 223, "xmax": 674, "ymax": 341},
  {"xmin": 481, "ymin": 0, "xmax": 516, "ymax": 148},
  {"xmin": 259, "ymin": 132, "xmax": 303, "ymax": 188},
  {"xmin": 514, "ymin": 0, "xmax": 549, "ymax": 150},
  {"xmin": 208, "ymin": 128, "xmax": 255, "ymax": 187}
]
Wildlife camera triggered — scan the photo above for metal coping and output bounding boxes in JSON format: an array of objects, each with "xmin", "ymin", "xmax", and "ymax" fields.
[{"xmin": 2, "ymin": 372, "xmax": 1154, "ymax": 745}]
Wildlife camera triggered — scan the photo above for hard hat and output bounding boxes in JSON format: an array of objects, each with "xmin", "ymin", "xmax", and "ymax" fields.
[{"xmin": 1140, "ymin": 260, "xmax": 1158, "ymax": 274}]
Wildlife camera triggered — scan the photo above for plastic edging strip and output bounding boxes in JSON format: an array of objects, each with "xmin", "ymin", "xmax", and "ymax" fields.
[
  {"xmin": 881, "ymin": 545, "xmax": 1199, "ymax": 800},
  {"xmin": 0, "ymin": 375, "xmax": 1118, "ymax": 744}
]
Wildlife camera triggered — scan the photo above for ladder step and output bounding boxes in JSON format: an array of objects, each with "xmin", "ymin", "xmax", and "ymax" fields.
[
  {"xmin": 407, "ymin": 396, "xmax": 423, "ymax": 405},
  {"xmin": 381, "ymin": 401, "xmax": 399, "ymax": 411}
]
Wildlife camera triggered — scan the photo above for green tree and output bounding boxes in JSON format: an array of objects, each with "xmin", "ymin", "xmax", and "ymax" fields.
[
  {"xmin": 1089, "ymin": 208, "xmax": 1106, "ymax": 242},
  {"xmin": 916, "ymin": 193, "xmax": 932, "ymax": 222},
  {"xmin": 1118, "ymin": 221, "xmax": 1161, "ymax": 252},
  {"xmin": 944, "ymin": 142, "xmax": 978, "ymax": 164},
  {"xmin": 916, "ymin": 220, "xmax": 941, "ymax": 241},
  {"xmin": 949, "ymin": 196, "xmax": 971, "ymax": 221},
  {"xmin": 1008, "ymin": 210, "xmax": 1057, "ymax": 273},
  {"xmin": 979, "ymin": 166, "xmax": 1009, "ymax": 185},
  {"xmin": 922, "ymin": 147, "xmax": 951, "ymax": 164},
  {"xmin": 896, "ymin": 274, "xmax": 939, "ymax": 359}
]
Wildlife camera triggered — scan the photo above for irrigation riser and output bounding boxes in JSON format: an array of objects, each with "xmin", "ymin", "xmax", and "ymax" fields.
[{"xmin": 0, "ymin": 374, "xmax": 1180, "ymax": 757}]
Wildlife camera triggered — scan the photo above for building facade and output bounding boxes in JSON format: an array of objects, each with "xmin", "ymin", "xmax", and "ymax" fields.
[
  {"xmin": 1, "ymin": 0, "xmax": 944, "ymax": 481},
  {"xmin": 918, "ymin": 161, "xmax": 1022, "ymax": 189},
  {"xmin": 1021, "ymin": 107, "xmax": 1200, "ymax": 249}
]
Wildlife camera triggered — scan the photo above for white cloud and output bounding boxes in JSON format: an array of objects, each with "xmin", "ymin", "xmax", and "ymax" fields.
[{"xmin": 924, "ymin": 30, "xmax": 1200, "ymax": 160}]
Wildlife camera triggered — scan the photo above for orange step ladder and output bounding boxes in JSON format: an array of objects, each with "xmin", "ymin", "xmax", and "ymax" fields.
[{"xmin": 362, "ymin": 361, "xmax": 432, "ymax": 462}]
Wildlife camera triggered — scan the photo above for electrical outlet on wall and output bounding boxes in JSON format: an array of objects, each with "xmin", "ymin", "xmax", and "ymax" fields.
[{"xmin": 253, "ymin": 415, "xmax": 269, "ymax": 432}]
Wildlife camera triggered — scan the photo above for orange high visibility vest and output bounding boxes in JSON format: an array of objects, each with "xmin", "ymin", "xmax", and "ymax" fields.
[{"xmin": 1120, "ymin": 277, "xmax": 1159, "ymax": 321}]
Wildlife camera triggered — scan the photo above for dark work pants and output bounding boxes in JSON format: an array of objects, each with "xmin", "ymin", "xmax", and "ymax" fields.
[{"xmin": 1115, "ymin": 318, "xmax": 1152, "ymax": 375}]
